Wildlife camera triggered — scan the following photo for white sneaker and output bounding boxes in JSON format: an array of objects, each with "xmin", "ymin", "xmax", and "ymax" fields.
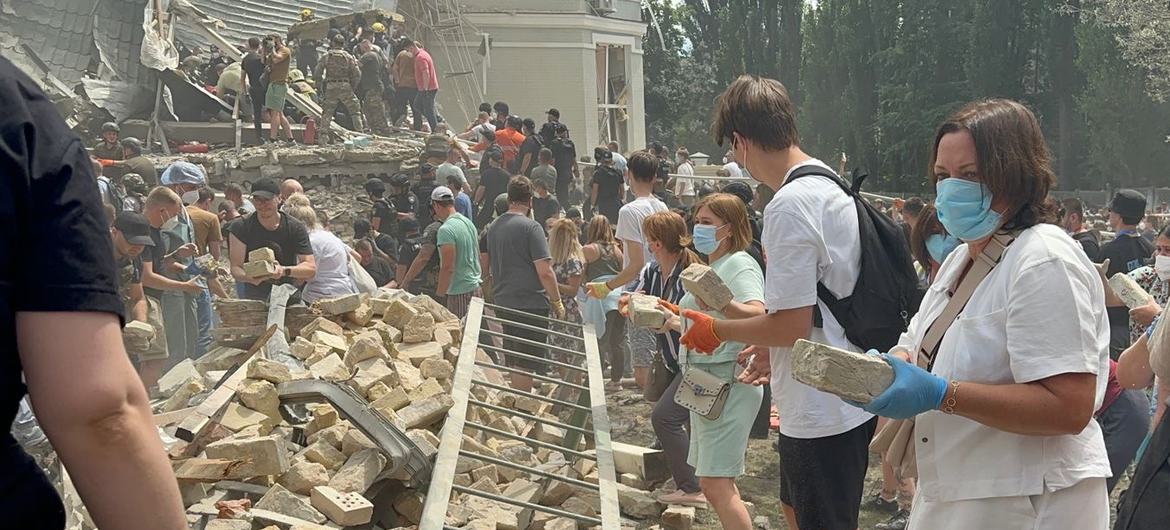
[{"xmin": 656, "ymin": 489, "xmax": 708, "ymax": 507}]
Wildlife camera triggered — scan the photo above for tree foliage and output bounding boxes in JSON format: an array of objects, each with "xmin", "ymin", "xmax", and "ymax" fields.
[{"xmin": 641, "ymin": 0, "xmax": 1170, "ymax": 191}]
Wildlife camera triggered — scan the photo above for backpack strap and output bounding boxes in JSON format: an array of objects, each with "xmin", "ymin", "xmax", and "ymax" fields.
[{"xmin": 781, "ymin": 165, "xmax": 853, "ymax": 329}]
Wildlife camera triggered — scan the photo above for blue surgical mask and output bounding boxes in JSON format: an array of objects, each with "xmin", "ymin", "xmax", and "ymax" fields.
[
  {"xmin": 925, "ymin": 234, "xmax": 961, "ymax": 264},
  {"xmin": 693, "ymin": 223, "xmax": 726, "ymax": 255},
  {"xmin": 934, "ymin": 178, "xmax": 1002, "ymax": 241}
]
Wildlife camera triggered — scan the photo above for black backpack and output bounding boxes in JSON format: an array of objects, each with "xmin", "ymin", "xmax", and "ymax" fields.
[{"xmin": 785, "ymin": 166, "xmax": 922, "ymax": 352}]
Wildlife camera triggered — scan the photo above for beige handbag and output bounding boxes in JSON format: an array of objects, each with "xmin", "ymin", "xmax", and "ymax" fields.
[
  {"xmin": 870, "ymin": 232, "xmax": 1016, "ymax": 479},
  {"xmin": 674, "ymin": 366, "xmax": 731, "ymax": 420}
]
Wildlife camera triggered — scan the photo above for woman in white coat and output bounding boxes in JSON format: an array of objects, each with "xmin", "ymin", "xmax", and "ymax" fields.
[{"xmin": 849, "ymin": 99, "xmax": 1112, "ymax": 528}]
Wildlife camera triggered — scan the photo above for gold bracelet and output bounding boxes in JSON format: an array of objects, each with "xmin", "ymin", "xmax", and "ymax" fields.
[{"xmin": 942, "ymin": 380, "xmax": 960, "ymax": 414}]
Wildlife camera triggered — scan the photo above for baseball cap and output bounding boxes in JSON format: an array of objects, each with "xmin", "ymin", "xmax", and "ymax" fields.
[
  {"xmin": 721, "ymin": 181, "xmax": 754, "ymax": 206},
  {"xmin": 431, "ymin": 186, "xmax": 454, "ymax": 201},
  {"xmin": 400, "ymin": 217, "xmax": 420, "ymax": 234},
  {"xmin": 114, "ymin": 212, "xmax": 155, "ymax": 246},
  {"xmin": 547, "ymin": 108, "xmax": 560, "ymax": 119},
  {"xmin": 419, "ymin": 163, "xmax": 436, "ymax": 175},
  {"xmin": 1110, "ymin": 189, "xmax": 1147, "ymax": 219},
  {"xmin": 251, "ymin": 177, "xmax": 280, "ymax": 200},
  {"xmin": 160, "ymin": 160, "xmax": 207, "ymax": 186}
]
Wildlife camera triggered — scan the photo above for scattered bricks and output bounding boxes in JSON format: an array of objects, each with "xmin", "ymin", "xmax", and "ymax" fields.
[
  {"xmin": 454, "ymin": 473, "xmax": 473, "ymax": 487},
  {"xmin": 384, "ymin": 299, "xmax": 421, "ymax": 328},
  {"xmin": 310, "ymin": 331, "xmax": 348, "ymax": 355},
  {"xmin": 433, "ymin": 326, "xmax": 455, "ymax": 348},
  {"xmin": 195, "ymin": 345, "xmax": 250, "ymax": 373},
  {"xmin": 290, "ymin": 336, "xmax": 316, "ymax": 360},
  {"xmin": 304, "ymin": 405, "xmax": 338, "ymax": 437},
  {"xmin": 280, "ymin": 460, "xmax": 331, "ymax": 494},
  {"xmin": 256, "ymin": 484, "xmax": 327, "ymax": 524},
  {"xmin": 303, "ymin": 347, "xmax": 329, "ymax": 367},
  {"xmin": 204, "ymin": 434, "xmax": 290, "ymax": 476},
  {"xmin": 612, "ymin": 442, "xmax": 669, "ymax": 482},
  {"xmin": 488, "ymin": 414, "xmax": 519, "ymax": 435},
  {"xmin": 754, "ymin": 515, "xmax": 772, "ymax": 530},
  {"xmin": 308, "ymin": 354, "xmax": 350, "ymax": 382},
  {"xmin": 159, "ymin": 377, "xmax": 205, "ymax": 413},
  {"xmin": 219, "ymin": 402, "xmax": 277, "ymax": 432},
  {"xmin": 328, "ymin": 449, "xmax": 387, "ymax": 494},
  {"xmin": 560, "ymin": 497, "xmax": 598, "ymax": 520},
  {"xmin": 680, "ymin": 263, "xmax": 735, "ymax": 310},
  {"xmin": 399, "ymin": 341, "xmax": 444, "ymax": 366},
  {"xmin": 122, "ymin": 320, "xmax": 151, "ymax": 354},
  {"xmin": 313, "ymin": 294, "xmax": 362, "ymax": 316},
  {"xmin": 540, "ymin": 479, "xmax": 573, "ymax": 507},
  {"xmin": 349, "ymin": 358, "xmax": 399, "ymax": 396},
  {"xmin": 300, "ymin": 316, "xmax": 345, "ymax": 338},
  {"xmin": 530, "ymin": 423, "xmax": 568, "ymax": 444},
  {"xmin": 248, "ymin": 248, "xmax": 277, "ymax": 263},
  {"xmin": 662, "ymin": 505, "xmax": 696, "ymax": 530},
  {"xmin": 456, "ymin": 455, "xmax": 486, "ymax": 475},
  {"xmin": 311, "ymin": 486, "xmax": 373, "ymax": 526},
  {"xmin": 408, "ymin": 377, "xmax": 444, "ymax": 403},
  {"xmin": 471, "ymin": 464, "xmax": 499, "ymax": 485},
  {"xmin": 247, "ymin": 358, "xmax": 292, "ymax": 384},
  {"xmin": 237, "ymin": 378, "xmax": 280, "ymax": 417},
  {"xmin": 1109, "ymin": 273, "xmax": 1153, "ymax": 309},
  {"xmin": 419, "ymin": 358, "xmax": 454, "ymax": 380},
  {"xmin": 343, "ymin": 336, "xmax": 385, "ymax": 368},
  {"xmin": 630, "ymin": 293, "xmax": 668, "ymax": 329},
  {"xmin": 411, "ymin": 294, "xmax": 459, "ymax": 323},
  {"xmin": 617, "ymin": 482, "xmax": 664, "ymax": 519},
  {"xmin": 544, "ymin": 518, "xmax": 576, "ymax": 530},
  {"xmin": 397, "ymin": 393, "xmax": 455, "ymax": 429},
  {"xmin": 619, "ymin": 472, "xmax": 646, "ymax": 489},
  {"xmin": 369, "ymin": 320, "xmax": 402, "ymax": 346},
  {"xmin": 368, "ymin": 296, "xmax": 394, "ymax": 315},
  {"xmin": 366, "ymin": 381, "xmax": 392, "ymax": 402},
  {"xmin": 205, "ymin": 520, "xmax": 252, "ymax": 530},
  {"xmin": 573, "ymin": 455, "xmax": 596, "ymax": 478},
  {"xmin": 244, "ymin": 260, "xmax": 278, "ymax": 278},
  {"xmin": 341, "ymin": 429, "xmax": 376, "ymax": 457},
  {"xmin": 438, "ymin": 320, "xmax": 464, "ymax": 344},
  {"xmin": 302, "ymin": 439, "xmax": 348, "ymax": 470},
  {"xmin": 393, "ymin": 359, "xmax": 424, "ymax": 391},
  {"xmin": 306, "ymin": 423, "xmax": 347, "ymax": 450},
  {"xmin": 409, "ymin": 429, "xmax": 442, "ymax": 454},
  {"xmin": 345, "ymin": 302, "xmax": 375, "ymax": 327},
  {"xmin": 469, "ymin": 476, "xmax": 501, "ymax": 495},
  {"xmin": 157, "ymin": 358, "xmax": 200, "ymax": 398},
  {"xmin": 791, "ymin": 339, "xmax": 894, "ymax": 404},
  {"xmin": 514, "ymin": 394, "xmax": 543, "ymax": 415},
  {"xmin": 371, "ymin": 386, "xmax": 411, "ymax": 414},
  {"xmin": 392, "ymin": 491, "xmax": 426, "ymax": 525},
  {"xmin": 402, "ymin": 312, "xmax": 436, "ymax": 343}
]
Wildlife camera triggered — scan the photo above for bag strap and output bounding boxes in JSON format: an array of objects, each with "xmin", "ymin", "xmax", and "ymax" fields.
[{"xmin": 918, "ymin": 232, "xmax": 1016, "ymax": 370}]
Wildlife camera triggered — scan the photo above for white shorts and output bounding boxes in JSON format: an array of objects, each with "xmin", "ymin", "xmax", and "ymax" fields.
[{"xmin": 909, "ymin": 477, "xmax": 1107, "ymax": 530}]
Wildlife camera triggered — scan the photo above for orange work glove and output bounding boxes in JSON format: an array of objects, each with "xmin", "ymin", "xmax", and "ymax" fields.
[
  {"xmin": 658, "ymin": 299, "xmax": 680, "ymax": 315},
  {"xmin": 680, "ymin": 309, "xmax": 722, "ymax": 354}
]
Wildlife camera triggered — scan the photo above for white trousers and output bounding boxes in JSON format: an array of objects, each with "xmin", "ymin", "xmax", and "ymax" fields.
[{"xmin": 908, "ymin": 477, "xmax": 1108, "ymax": 530}]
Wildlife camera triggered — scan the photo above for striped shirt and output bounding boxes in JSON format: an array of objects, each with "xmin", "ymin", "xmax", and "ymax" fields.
[{"xmin": 638, "ymin": 260, "xmax": 687, "ymax": 372}]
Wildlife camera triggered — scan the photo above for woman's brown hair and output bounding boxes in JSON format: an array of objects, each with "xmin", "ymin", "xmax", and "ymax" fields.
[
  {"xmin": 929, "ymin": 99, "xmax": 1058, "ymax": 230},
  {"xmin": 910, "ymin": 204, "xmax": 946, "ymax": 271},
  {"xmin": 642, "ymin": 211, "xmax": 701, "ymax": 269},
  {"xmin": 693, "ymin": 193, "xmax": 752, "ymax": 254},
  {"xmin": 586, "ymin": 214, "xmax": 615, "ymax": 245}
]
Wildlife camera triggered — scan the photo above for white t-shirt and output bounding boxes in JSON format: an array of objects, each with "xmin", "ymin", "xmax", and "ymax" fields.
[
  {"xmin": 674, "ymin": 162, "xmax": 695, "ymax": 197},
  {"xmin": 301, "ymin": 229, "xmax": 358, "ymax": 304},
  {"xmin": 615, "ymin": 195, "xmax": 668, "ymax": 270},
  {"xmin": 723, "ymin": 161, "xmax": 743, "ymax": 179},
  {"xmin": 903, "ymin": 223, "xmax": 1110, "ymax": 503},
  {"xmin": 763, "ymin": 159, "xmax": 873, "ymax": 439}
]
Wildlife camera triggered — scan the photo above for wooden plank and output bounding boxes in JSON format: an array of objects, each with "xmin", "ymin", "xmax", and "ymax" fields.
[
  {"xmin": 176, "ymin": 325, "xmax": 277, "ymax": 441},
  {"xmin": 153, "ymin": 406, "xmax": 197, "ymax": 427}
]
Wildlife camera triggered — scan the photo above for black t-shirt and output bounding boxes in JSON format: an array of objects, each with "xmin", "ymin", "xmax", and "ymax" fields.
[
  {"xmin": 549, "ymin": 138, "xmax": 577, "ymax": 183},
  {"xmin": 230, "ymin": 212, "xmax": 313, "ymax": 300},
  {"xmin": 413, "ymin": 180, "xmax": 438, "ymax": 227},
  {"xmin": 365, "ymin": 255, "xmax": 395, "ymax": 287},
  {"xmin": 1072, "ymin": 230, "xmax": 1102, "ymax": 262},
  {"xmin": 372, "ymin": 232, "xmax": 398, "ymax": 262},
  {"xmin": 593, "ymin": 165, "xmax": 624, "ymax": 203},
  {"xmin": 480, "ymin": 167, "xmax": 511, "ymax": 209},
  {"xmin": 141, "ymin": 227, "xmax": 167, "ymax": 298},
  {"xmin": 533, "ymin": 195, "xmax": 562, "ymax": 230},
  {"xmin": 389, "ymin": 191, "xmax": 417, "ymax": 239},
  {"xmin": 517, "ymin": 135, "xmax": 544, "ymax": 175},
  {"xmin": 0, "ymin": 57, "xmax": 123, "ymax": 524},
  {"xmin": 371, "ymin": 197, "xmax": 394, "ymax": 233},
  {"xmin": 1101, "ymin": 232, "xmax": 1155, "ymax": 348},
  {"xmin": 242, "ymin": 51, "xmax": 266, "ymax": 94}
]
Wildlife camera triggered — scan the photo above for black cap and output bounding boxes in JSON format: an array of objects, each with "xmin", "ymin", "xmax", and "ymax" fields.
[
  {"xmin": 364, "ymin": 177, "xmax": 386, "ymax": 194},
  {"xmin": 400, "ymin": 217, "xmax": 420, "ymax": 233},
  {"xmin": 566, "ymin": 206, "xmax": 582, "ymax": 220},
  {"xmin": 114, "ymin": 212, "xmax": 155, "ymax": 246},
  {"xmin": 547, "ymin": 108, "xmax": 560, "ymax": 119},
  {"xmin": 722, "ymin": 181, "xmax": 754, "ymax": 206},
  {"xmin": 419, "ymin": 163, "xmax": 436, "ymax": 176},
  {"xmin": 594, "ymin": 146, "xmax": 612, "ymax": 162},
  {"xmin": 1110, "ymin": 189, "xmax": 1147, "ymax": 219},
  {"xmin": 251, "ymin": 177, "xmax": 279, "ymax": 200}
]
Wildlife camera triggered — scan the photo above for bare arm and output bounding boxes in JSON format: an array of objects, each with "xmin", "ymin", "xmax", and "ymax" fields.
[
  {"xmin": 474, "ymin": 185, "xmax": 486, "ymax": 205},
  {"xmin": 534, "ymin": 258, "xmax": 561, "ymax": 303},
  {"xmin": 281, "ymin": 254, "xmax": 317, "ymax": 280},
  {"xmin": 591, "ymin": 182, "xmax": 599, "ymax": 210},
  {"xmin": 942, "ymin": 372, "xmax": 1099, "ymax": 436},
  {"xmin": 18, "ymin": 312, "xmax": 185, "ymax": 529},
  {"xmin": 127, "ymin": 283, "xmax": 148, "ymax": 322},
  {"xmin": 600, "ymin": 238, "xmax": 644, "ymax": 291},
  {"xmin": 371, "ymin": 216, "xmax": 382, "ymax": 232},
  {"xmin": 1118, "ymin": 334, "xmax": 1155, "ymax": 389},
  {"xmin": 520, "ymin": 153, "xmax": 534, "ymax": 175},
  {"xmin": 581, "ymin": 244, "xmax": 600, "ymax": 264},
  {"xmin": 141, "ymin": 260, "xmax": 202, "ymax": 294},
  {"xmin": 558, "ymin": 270, "xmax": 583, "ymax": 297},
  {"xmin": 713, "ymin": 305, "xmax": 815, "ymax": 348},
  {"xmin": 229, "ymin": 233, "xmax": 251, "ymax": 284},
  {"xmin": 437, "ymin": 244, "xmax": 455, "ymax": 296},
  {"xmin": 400, "ymin": 244, "xmax": 435, "ymax": 290},
  {"xmin": 717, "ymin": 300, "xmax": 765, "ymax": 320}
]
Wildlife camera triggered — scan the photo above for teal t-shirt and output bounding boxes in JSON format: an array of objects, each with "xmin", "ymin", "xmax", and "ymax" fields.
[
  {"xmin": 679, "ymin": 251, "xmax": 765, "ymax": 365},
  {"xmin": 436, "ymin": 213, "xmax": 483, "ymax": 295}
]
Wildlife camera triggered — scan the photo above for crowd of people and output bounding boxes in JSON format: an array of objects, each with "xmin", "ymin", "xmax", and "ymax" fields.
[{"xmin": 6, "ymin": 39, "xmax": 1170, "ymax": 529}]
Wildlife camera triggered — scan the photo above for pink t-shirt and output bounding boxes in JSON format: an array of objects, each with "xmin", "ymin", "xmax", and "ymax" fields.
[{"xmin": 414, "ymin": 49, "xmax": 439, "ymax": 91}]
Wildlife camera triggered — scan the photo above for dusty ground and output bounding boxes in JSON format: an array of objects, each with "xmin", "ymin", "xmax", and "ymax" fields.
[{"xmin": 605, "ymin": 387, "xmax": 1132, "ymax": 529}]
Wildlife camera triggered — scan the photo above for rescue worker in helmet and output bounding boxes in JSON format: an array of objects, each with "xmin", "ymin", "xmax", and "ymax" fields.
[{"xmin": 93, "ymin": 122, "xmax": 123, "ymax": 160}]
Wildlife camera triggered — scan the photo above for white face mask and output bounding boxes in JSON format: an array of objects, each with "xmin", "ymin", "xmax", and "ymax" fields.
[
  {"xmin": 181, "ymin": 189, "xmax": 200, "ymax": 205},
  {"xmin": 161, "ymin": 216, "xmax": 180, "ymax": 231},
  {"xmin": 1156, "ymin": 255, "xmax": 1170, "ymax": 281}
]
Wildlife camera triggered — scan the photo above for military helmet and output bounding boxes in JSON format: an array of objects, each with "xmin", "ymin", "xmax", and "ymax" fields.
[
  {"xmin": 122, "ymin": 173, "xmax": 149, "ymax": 195},
  {"xmin": 101, "ymin": 122, "xmax": 120, "ymax": 133},
  {"xmin": 331, "ymin": 34, "xmax": 346, "ymax": 47},
  {"xmin": 389, "ymin": 172, "xmax": 411, "ymax": 188}
]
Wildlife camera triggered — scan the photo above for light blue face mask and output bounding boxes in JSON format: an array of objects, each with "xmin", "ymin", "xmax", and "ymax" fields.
[
  {"xmin": 934, "ymin": 178, "xmax": 1002, "ymax": 241},
  {"xmin": 692, "ymin": 223, "xmax": 726, "ymax": 255},
  {"xmin": 925, "ymin": 233, "xmax": 961, "ymax": 264}
]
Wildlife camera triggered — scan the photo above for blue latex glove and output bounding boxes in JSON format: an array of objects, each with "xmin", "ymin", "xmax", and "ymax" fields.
[
  {"xmin": 861, "ymin": 353, "xmax": 948, "ymax": 420},
  {"xmin": 1146, "ymin": 315, "xmax": 1160, "ymax": 339}
]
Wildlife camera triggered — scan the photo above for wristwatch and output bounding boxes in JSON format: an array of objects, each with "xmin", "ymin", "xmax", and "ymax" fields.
[{"xmin": 283, "ymin": 267, "xmax": 292, "ymax": 278}]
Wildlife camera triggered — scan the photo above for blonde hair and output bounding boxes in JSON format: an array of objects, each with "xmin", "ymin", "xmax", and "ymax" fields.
[
  {"xmin": 642, "ymin": 211, "xmax": 700, "ymax": 268},
  {"xmin": 285, "ymin": 192, "xmax": 312, "ymax": 208},
  {"xmin": 586, "ymin": 214, "xmax": 615, "ymax": 245},
  {"xmin": 145, "ymin": 186, "xmax": 181, "ymax": 207},
  {"xmin": 548, "ymin": 218, "xmax": 583, "ymax": 265},
  {"xmin": 693, "ymin": 193, "xmax": 752, "ymax": 254},
  {"xmin": 285, "ymin": 204, "xmax": 319, "ymax": 229}
]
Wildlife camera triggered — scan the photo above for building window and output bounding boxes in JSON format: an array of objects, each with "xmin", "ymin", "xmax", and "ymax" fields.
[{"xmin": 596, "ymin": 43, "xmax": 629, "ymax": 148}]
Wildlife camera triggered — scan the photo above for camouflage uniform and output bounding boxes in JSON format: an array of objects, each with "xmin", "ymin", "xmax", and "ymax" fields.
[
  {"xmin": 121, "ymin": 173, "xmax": 149, "ymax": 213},
  {"xmin": 92, "ymin": 140, "xmax": 123, "ymax": 160},
  {"xmin": 359, "ymin": 50, "xmax": 391, "ymax": 135},
  {"xmin": 315, "ymin": 47, "xmax": 365, "ymax": 142}
]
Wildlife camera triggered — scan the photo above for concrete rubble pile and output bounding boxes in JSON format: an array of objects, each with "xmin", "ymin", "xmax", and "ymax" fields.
[{"xmin": 152, "ymin": 288, "xmax": 615, "ymax": 530}]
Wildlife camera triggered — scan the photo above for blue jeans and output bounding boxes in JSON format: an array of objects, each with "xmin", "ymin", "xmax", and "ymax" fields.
[{"xmin": 195, "ymin": 287, "xmax": 214, "ymax": 357}]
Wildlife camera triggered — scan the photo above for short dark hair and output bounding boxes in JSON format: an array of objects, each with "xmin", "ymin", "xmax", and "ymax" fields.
[
  {"xmin": 198, "ymin": 188, "xmax": 215, "ymax": 203},
  {"xmin": 628, "ymin": 150, "xmax": 658, "ymax": 183},
  {"xmin": 903, "ymin": 197, "xmax": 926, "ymax": 218},
  {"xmin": 225, "ymin": 183, "xmax": 245, "ymax": 196},
  {"xmin": 353, "ymin": 218, "xmax": 372, "ymax": 237},
  {"xmin": 506, "ymin": 116, "xmax": 523, "ymax": 130},
  {"xmin": 446, "ymin": 174, "xmax": 463, "ymax": 190},
  {"xmin": 522, "ymin": 118, "xmax": 536, "ymax": 133},
  {"xmin": 248, "ymin": 37, "xmax": 261, "ymax": 49},
  {"xmin": 539, "ymin": 148, "xmax": 553, "ymax": 163},
  {"xmin": 1060, "ymin": 197, "xmax": 1085, "ymax": 220},
  {"xmin": 218, "ymin": 200, "xmax": 236, "ymax": 214},
  {"xmin": 711, "ymin": 75, "xmax": 800, "ymax": 151},
  {"xmin": 479, "ymin": 102, "xmax": 492, "ymax": 114},
  {"xmin": 493, "ymin": 101, "xmax": 509, "ymax": 115},
  {"xmin": 508, "ymin": 176, "xmax": 533, "ymax": 204}
]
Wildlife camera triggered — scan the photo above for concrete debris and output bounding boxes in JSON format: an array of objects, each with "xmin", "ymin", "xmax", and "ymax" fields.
[
  {"xmin": 327, "ymin": 449, "xmax": 387, "ymax": 494},
  {"xmin": 247, "ymin": 358, "xmax": 292, "ymax": 384},
  {"xmin": 312, "ymin": 293, "xmax": 362, "ymax": 316},
  {"xmin": 236, "ymin": 379, "xmax": 280, "ymax": 417},
  {"xmin": 679, "ymin": 263, "xmax": 735, "ymax": 310},
  {"xmin": 204, "ymin": 434, "xmax": 290, "ymax": 477},
  {"xmin": 617, "ymin": 482, "xmax": 664, "ymax": 519},
  {"xmin": 205, "ymin": 520, "xmax": 253, "ymax": 530},
  {"xmin": 280, "ymin": 460, "xmax": 331, "ymax": 495},
  {"xmin": 662, "ymin": 505, "xmax": 696, "ymax": 530},
  {"xmin": 157, "ymin": 358, "xmax": 200, "ymax": 399},
  {"xmin": 630, "ymin": 293, "xmax": 669, "ymax": 329},
  {"xmin": 255, "ymin": 484, "xmax": 327, "ymax": 524},
  {"xmin": 311, "ymin": 486, "xmax": 374, "ymax": 526},
  {"xmin": 1109, "ymin": 272, "xmax": 1153, "ymax": 309},
  {"xmin": 791, "ymin": 338, "xmax": 894, "ymax": 403}
]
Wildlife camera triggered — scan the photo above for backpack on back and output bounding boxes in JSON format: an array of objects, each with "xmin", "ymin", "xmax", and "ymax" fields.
[
  {"xmin": 785, "ymin": 166, "xmax": 922, "ymax": 352},
  {"xmin": 96, "ymin": 176, "xmax": 126, "ymax": 212}
]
